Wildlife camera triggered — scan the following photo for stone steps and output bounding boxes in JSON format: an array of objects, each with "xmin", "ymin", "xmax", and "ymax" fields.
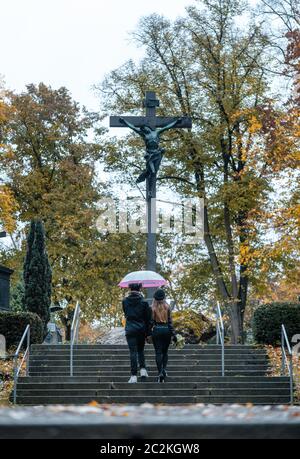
[
  {"xmin": 14, "ymin": 344, "xmax": 292, "ymax": 406},
  {"xmin": 29, "ymin": 350, "xmax": 268, "ymax": 356},
  {"xmin": 27, "ymin": 368, "xmax": 269, "ymax": 373},
  {"xmin": 26, "ymin": 372, "xmax": 270, "ymax": 378},
  {"xmin": 16, "ymin": 390, "xmax": 290, "ymax": 399},
  {"xmin": 31, "ymin": 344, "xmax": 262, "ymax": 350},
  {"xmin": 16, "ymin": 395, "xmax": 291, "ymax": 405},
  {"xmin": 30, "ymin": 359, "xmax": 268, "ymax": 371},
  {"xmin": 17, "ymin": 381, "xmax": 289, "ymax": 389},
  {"xmin": 30, "ymin": 353, "xmax": 267, "ymax": 360},
  {"xmin": 18, "ymin": 375, "xmax": 289, "ymax": 383}
]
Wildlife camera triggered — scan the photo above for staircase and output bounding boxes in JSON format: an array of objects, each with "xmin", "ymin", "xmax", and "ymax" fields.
[{"xmin": 15, "ymin": 344, "xmax": 291, "ymax": 405}]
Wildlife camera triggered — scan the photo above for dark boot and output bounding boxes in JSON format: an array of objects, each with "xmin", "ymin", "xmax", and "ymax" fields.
[{"xmin": 157, "ymin": 373, "xmax": 165, "ymax": 383}]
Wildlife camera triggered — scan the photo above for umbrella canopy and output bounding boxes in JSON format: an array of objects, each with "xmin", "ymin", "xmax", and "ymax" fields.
[{"xmin": 119, "ymin": 271, "xmax": 168, "ymax": 289}]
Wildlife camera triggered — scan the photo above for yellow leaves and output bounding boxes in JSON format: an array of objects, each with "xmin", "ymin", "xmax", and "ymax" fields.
[
  {"xmin": 230, "ymin": 109, "xmax": 262, "ymax": 135},
  {"xmin": 0, "ymin": 352, "xmax": 24, "ymax": 406},
  {"xmin": 263, "ymin": 106, "xmax": 300, "ymax": 171},
  {"xmin": 0, "ymin": 185, "xmax": 18, "ymax": 233},
  {"xmin": 0, "ymin": 99, "xmax": 11, "ymax": 125},
  {"xmin": 88, "ymin": 401, "xmax": 100, "ymax": 407},
  {"xmin": 266, "ymin": 345, "xmax": 300, "ymax": 401},
  {"xmin": 0, "ymin": 102, "xmax": 7, "ymax": 124},
  {"xmin": 239, "ymin": 243, "xmax": 262, "ymax": 267},
  {"xmin": 239, "ymin": 244, "xmax": 250, "ymax": 265},
  {"xmin": 248, "ymin": 115, "xmax": 262, "ymax": 134}
]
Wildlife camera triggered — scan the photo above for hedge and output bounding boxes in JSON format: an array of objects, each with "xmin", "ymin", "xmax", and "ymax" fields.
[
  {"xmin": 252, "ymin": 302, "xmax": 300, "ymax": 346},
  {"xmin": 0, "ymin": 311, "xmax": 44, "ymax": 349},
  {"xmin": 172, "ymin": 309, "xmax": 215, "ymax": 344}
]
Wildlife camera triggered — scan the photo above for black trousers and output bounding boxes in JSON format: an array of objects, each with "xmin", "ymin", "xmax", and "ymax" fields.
[
  {"xmin": 126, "ymin": 332, "xmax": 146, "ymax": 376},
  {"xmin": 152, "ymin": 327, "xmax": 172, "ymax": 375}
]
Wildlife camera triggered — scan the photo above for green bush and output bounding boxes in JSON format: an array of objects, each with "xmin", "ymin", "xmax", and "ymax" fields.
[
  {"xmin": 173, "ymin": 309, "xmax": 215, "ymax": 344},
  {"xmin": 0, "ymin": 311, "xmax": 44, "ymax": 349},
  {"xmin": 253, "ymin": 302, "xmax": 300, "ymax": 346}
]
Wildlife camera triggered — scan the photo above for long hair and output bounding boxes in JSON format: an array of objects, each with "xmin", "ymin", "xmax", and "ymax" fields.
[{"xmin": 152, "ymin": 299, "xmax": 169, "ymax": 323}]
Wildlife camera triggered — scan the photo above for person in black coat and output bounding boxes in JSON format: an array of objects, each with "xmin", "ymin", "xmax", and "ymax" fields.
[
  {"xmin": 151, "ymin": 289, "xmax": 177, "ymax": 383},
  {"xmin": 122, "ymin": 283, "xmax": 152, "ymax": 383}
]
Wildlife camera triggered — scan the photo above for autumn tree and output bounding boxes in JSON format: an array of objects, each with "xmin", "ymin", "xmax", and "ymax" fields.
[
  {"xmin": 97, "ymin": 0, "xmax": 295, "ymax": 343},
  {"xmin": 0, "ymin": 86, "xmax": 17, "ymax": 234},
  {"xmin": 0, "ymin": 83, "xmax": 145, "ymax": 332},
  {"xmin": 255, "ymin": 0, "xmax": 300, "ymax": 295}
]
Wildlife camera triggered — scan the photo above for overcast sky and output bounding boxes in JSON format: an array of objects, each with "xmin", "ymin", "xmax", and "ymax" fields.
[{"xmin": 1, "ymin": 0, "xmax": 194, "ymax": 111}]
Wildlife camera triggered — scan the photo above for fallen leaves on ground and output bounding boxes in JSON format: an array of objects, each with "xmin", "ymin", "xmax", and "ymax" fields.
[
  {"xmin": 265, "ymin": 345, "xmax": 300, "ymax": 402},
  {"xmin": 0, "ymin": 351, "xmax": 24, "ymax": 406},
  {"xmin": 1, "ymin": 404, "xmax": 300, "ymax": 422}
]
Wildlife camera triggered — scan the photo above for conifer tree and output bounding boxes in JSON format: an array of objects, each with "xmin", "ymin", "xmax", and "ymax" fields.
[{"xmin": 23, "ymin": 220, "xmax": 52, "ymax": 337}]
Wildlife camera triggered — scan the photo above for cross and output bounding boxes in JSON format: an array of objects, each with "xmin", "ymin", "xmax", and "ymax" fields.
[
  {"xmin": 110, "ymin": 91, "xmax": 192, "ymax": 130},
  {"xmin": 110, "ymin": 91, "xmax": 192, "ymax": 292}
]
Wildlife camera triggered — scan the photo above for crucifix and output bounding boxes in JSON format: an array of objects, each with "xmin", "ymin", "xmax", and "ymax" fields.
[{"xmin": 110, "ymin": 91, "xmax": 192, "ymax": 277}]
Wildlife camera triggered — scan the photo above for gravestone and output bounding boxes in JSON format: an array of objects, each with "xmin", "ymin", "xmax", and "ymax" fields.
[
  {"xmin": 0, "ymin": 334, "xmax": 6, "ymax": 358},
  {"xmin": 0, "ymin": 265, "xmax": 13, "ymax": 311}
]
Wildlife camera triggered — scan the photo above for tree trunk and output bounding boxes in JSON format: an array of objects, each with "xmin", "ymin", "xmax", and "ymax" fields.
[
  {"xmin": 194, "ymin": 163, "xmax": 230, "ymax": 301},
  {"xmin": 65, "ymin": 323, "xmax": 71, "ymax": 342},
  {"xmin": 193, "ymin": 155, "xmax": 248, "ymax": 344},
  {"xmin": 230, "ymin": 302, "xmax": 244, "ymax": 344}
]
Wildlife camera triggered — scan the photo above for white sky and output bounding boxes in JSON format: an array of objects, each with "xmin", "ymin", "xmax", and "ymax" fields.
[{"xmin": 1, "ymin": 0, "xmax": 193, "ymax": 111}]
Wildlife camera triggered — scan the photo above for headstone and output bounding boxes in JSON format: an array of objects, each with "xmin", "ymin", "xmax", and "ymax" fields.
[
  {"xmin": 44, "ymin": 323, "xmax": 63, "ymax": 345},
  {"xmin": 0, "ymin": 334, "xmax": 6, "ymax": 358},
  {"xmin": 0, "ymin": 266, "xmax": 14, "ymax": 311}
]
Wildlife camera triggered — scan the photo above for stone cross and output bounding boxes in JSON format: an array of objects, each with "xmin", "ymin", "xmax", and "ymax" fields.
[{"xmin": 110, "ymin": 91, "xmax": 192, "ymax": 130}]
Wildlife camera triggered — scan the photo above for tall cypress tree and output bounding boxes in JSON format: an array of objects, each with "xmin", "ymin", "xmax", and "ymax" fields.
[
  {"xmin": 23, "ymin": 220, "xmax": 52, "ymax": 337},
  {"xmin": 23, "ymin": 220, "xmax": 36, "ymax": 289}
]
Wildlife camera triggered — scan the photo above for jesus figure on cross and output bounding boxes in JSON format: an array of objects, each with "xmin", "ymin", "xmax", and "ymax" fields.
[{"xmin": 119, "ymin": 117, "xmax": 183, "ymax": 184}]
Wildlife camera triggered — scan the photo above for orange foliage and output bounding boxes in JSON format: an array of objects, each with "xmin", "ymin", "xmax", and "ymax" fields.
[{"xmin": 0, "ymin": 186, "xmax": 18, "ymax": 233}]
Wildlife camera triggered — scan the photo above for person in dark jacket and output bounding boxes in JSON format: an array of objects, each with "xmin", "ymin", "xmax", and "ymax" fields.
[
  {"xmin": 151, "ymin": 289, "xmax": 177, "ymax": 383},
  {"xmin": 122, "ymin": 283, "xmax": 152, "ymax": 383}
]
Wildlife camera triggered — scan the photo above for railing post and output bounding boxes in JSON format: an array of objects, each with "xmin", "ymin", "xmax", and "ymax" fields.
[
  {"xmin": 70, "ymin": 302, "xmax": 80, "ymax": 377},
  {"xmin": 281, "ymin": 324, "xmax": 294, "ymax": 405},
  {"xmin": 281, "ymin": 327, "xmax": 285, "ymax": 376},
  {"xmin": 290, "ymin": 354, "xmax": 294, "ymax": 405},
  {"xmin": 26, "ymin": 327, "xmax": 30, "ymax": 377},
  {"xmin": 13, "ymin": 356, "xmax": 17, "ymax": 405},
  {"xmin": 76, "ymin": 316, "xmax": 80, "ymax": 344},
  {"xmin": 70, "ymin": 327, "xmax": 73, "ymax": 377},
  {"xmin": 216, "ymin": 303, "xmax": 225, "ymax": 377},
  {"xmin": 13, "ymin": 325, "xmax": 30, "ymax": 404},
  {"xmin": 221, "ymin": 333, "xmax": 225, "ymax": 378}
]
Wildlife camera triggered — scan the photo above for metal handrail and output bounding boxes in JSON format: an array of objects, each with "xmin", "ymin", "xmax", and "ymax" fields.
[
  {"xmin": 13, "ymin": 325, "xmax": 30, "ymax": 404},
  {"xmin": 216, "ymin": 302, "xmax": 225, "ymax": 377},
  {"xmin": 70, "ymin": 302, "xmax": 81, "ymax": 377},
  {"xmin": 281, "ymin": 324, "xmax": 294, "ymax": 405}
]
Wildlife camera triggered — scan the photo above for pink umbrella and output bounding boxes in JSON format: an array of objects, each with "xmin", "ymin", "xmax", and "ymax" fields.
[{"xmin": 119, "ymin": 271, "xmax": 168, "ymax": 289}]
